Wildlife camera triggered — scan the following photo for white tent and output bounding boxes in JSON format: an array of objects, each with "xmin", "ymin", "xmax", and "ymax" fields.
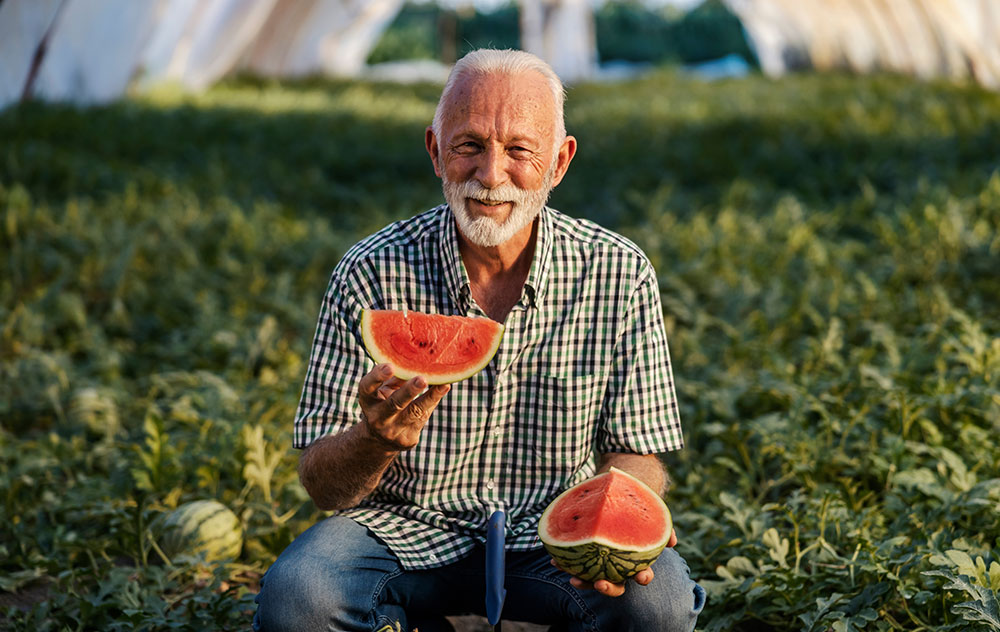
[
  {"xmin": 0, "ymin": 0, "xmax": 600, "ymax": 109},
  {"xmin": 31, "ymin": 0, "xmax": 163, "ymax": 102},
  {"xmin": 4, "ymin": 0, "xmax": 1000, "ymax": 110},
  {"xmin": 238, "ymin": 0, "xmax": 405, "ymax": 78},
  {"xmin": 725, "ymin": 0, "xmax": 1000, "ymax": 89},
  {"xmin": 521, "ymin": 0, "xmax": 597, "ymax": 83},
  {"xmin": 141, "ymin": 0, "xmax": 281, "ymax": 91},
  {"xmin": 0, "ymin": 0, "xmax": 64, "ymax": 107}
]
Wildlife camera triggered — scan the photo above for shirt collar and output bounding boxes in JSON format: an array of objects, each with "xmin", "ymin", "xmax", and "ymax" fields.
[
  {"xmin": 523, "ymin": 206, "xmax": 553, "ymax": 308},
  {"xmin": 440, "ymin": 206, "xmax": 473, "ymax": 313},
  {"xmin": 439, "ymin": 205, "xmax": 555, "ymax": 313}
]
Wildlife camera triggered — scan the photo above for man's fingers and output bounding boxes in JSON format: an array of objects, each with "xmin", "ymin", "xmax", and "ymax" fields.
[
  {"xmin": 356, "ymin": 368, "xmax": 452, "ymax": 451},
  {"xmin": 376, "ymin": 377, "xmax": 405, "ymax": 401},
  {"xmin": 568, "ymin": 576, "xmax": 625, "ymax": 597},
  {"xmin": 358, "ymin": 364, "xmax": 393, "ymax": 403},
  {"xmin": 380, "ymin": 376, "xmax": 455, "ymax": 423},
  {"xmin": 397, "ymin": 381, "xmax": 451, "ymax": 422},
  {"xmin": 567, "ymin": 576, "xmax": 591, "ymax": 590},
  {"xmin": 592, "ymin": 579, "xmax": 626, "ymax": 597},
  {"xmin": 551, "ymin": 558, "xmax": 650, "ymax": 597},
  {"xmin": 634, "ymin": 567, "xmax": 654, "ymax": 586},
  {"xmin": 381, "ymin": 376, "xmax": 425, "ymax": 413},
  {"xmin": 411, "ymin": 383, "xmax": 450, "ymax": 419}
]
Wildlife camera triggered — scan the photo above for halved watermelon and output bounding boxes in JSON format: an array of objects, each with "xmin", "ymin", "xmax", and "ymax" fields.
[
  {"xmin": 538, "ymin": 467, "xmax": 672, "ymax": 583},
  {"xmin": 360, "ymin": 309, "xmax": 504, "ymax": 384}
]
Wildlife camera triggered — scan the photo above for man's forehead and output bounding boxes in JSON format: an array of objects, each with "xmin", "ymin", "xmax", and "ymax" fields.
[{"xmin": 442, "ymin": 71, "xmax": 555, "ymax": 126}]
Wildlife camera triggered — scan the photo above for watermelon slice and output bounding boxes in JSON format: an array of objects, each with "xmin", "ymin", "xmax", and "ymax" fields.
[
  {"xmin": 360, "ymin": 309, "xmax": 504, "ymax": 384},
  {"xmin": 538, "ymin": 467, "xmax": 672, "ymax": 583}
]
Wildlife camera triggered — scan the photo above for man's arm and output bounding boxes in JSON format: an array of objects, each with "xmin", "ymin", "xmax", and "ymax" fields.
[
  {"xmin": 298, "ymin": 422, "xmax": 398, "ymax": 511},
  {"xmin": 597, "ymin": 452, "xmax": 670, "ymax": 495},
  {"xmin": 298, "ymin": 364, "xmax": 450, "ymax": 511}
]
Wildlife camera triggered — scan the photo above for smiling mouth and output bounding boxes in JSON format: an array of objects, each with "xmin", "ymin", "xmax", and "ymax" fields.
[{"xmin": 468, "ymin": 198, "xmax": 512, "ymax": 212}]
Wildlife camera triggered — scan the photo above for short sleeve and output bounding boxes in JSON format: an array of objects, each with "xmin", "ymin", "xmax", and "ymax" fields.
[
  {"xmin": 597, "ymin": 266, "xmax": 683, "ymax": 455},
  {"xmin": 293, "ymin": 272, "xmax": 372, "ymax": 449}
]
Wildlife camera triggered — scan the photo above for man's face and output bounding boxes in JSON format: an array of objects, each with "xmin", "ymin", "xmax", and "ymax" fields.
[
  {"xmin": 441, "ymin": 160, "xmax": 556, "ymax": 248},
  {"xmin": 426, "ymin": 71, "xmax": 575, "ymax": 247}
]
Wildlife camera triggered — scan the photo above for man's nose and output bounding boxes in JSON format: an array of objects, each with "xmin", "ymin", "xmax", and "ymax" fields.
[{"xmin": 475, "ymin": 146, "xmax": 508, "ymax": 189}]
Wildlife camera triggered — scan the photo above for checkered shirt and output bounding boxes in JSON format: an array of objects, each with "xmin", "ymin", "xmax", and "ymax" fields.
[{"xmin": 294, "ymin": 204, "xmax": 683, "ymax": 569}]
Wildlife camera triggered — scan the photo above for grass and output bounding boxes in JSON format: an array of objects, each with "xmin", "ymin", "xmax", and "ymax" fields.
[{"xmin": 2, "ymin": 69, "xmax": 999, "ymax": 630}]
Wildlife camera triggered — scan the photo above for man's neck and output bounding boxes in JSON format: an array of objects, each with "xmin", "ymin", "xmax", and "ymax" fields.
[{"xmin": 457, "ymin": 217, "xmax": 538, "ymax": 323}]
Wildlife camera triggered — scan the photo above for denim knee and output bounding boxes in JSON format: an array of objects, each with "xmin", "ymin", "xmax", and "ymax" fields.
[
  {"xmin": 254, "ymin": 558, "xmax": 339, "ymax": 632},
  {"xmin": 253, "ymin": 516, "xmax": 403, "ymax": 632},
  {"xmin": 590, "ymin": 548, "xmax": 705, "ymax": 632}
]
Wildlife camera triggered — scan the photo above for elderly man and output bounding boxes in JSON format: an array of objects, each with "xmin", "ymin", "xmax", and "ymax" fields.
[{"xmin": 253, "ymin": 49, "xmax": 705, "ymax": 632}]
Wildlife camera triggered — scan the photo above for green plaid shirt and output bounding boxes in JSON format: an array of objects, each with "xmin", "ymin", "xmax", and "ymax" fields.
[{"xmin": 294, "ymin": 205, "xmax": 683, "ymax": 569}]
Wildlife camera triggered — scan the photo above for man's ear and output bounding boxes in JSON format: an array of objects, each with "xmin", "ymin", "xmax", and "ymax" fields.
[
  {"xmin": 550, "ymin": 134, "xmax": 578, "ymax": 189},
  {"xmin": 425, "ymin": 126, "xmax": 442, "ymax": 177}
]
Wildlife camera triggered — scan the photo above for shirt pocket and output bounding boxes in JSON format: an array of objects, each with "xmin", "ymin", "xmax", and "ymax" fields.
[{"xmin": 519, "ymin": 373, "xmax": 607, "ymax": 467}]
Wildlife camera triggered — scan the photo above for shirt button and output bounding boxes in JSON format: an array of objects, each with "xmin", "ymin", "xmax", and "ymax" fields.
[
  {"xmin": 493, "ymin": 426, "xmax": 502, "ymax": 437},
  {"xmin": 486, "ymin": 479, "xmax": 495, "ymax": 490},
  {"xmin": 429, "ymin": 553, "xmax": 437, "ymax": 561}
]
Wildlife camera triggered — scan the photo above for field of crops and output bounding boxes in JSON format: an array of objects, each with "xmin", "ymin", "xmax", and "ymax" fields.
[{"xmin": 2, "ymin": 68, "xmax": 999, "ymax": 631}]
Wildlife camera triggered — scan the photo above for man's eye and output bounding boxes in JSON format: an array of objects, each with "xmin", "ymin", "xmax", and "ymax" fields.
[
  {"xmin": 509, "ymin": 146, "xmax": 532, "ymax": 157},
  {"xmin": 455, "ymin": 142, "xmax": 480, "ymax": 153}
]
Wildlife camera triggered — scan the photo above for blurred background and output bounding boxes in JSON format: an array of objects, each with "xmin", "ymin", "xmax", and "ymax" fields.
[
  {"xmin": 2, "ymin": 2, "xmax": 1000, "ymax": 631},
  {"xmin": 3, "ymin": 0, "xmax": 999, "ymax": 108}
]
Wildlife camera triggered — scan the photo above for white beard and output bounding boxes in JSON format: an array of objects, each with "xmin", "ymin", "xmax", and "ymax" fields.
[{"xmin": 443, "ymin": 167, "xmax": 555, "ymax": 247}]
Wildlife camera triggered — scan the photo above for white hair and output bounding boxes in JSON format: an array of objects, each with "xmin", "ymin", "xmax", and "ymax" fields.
[{"xmin": 431, "ymin": 48, "xmax": 567, "ymax": 146}]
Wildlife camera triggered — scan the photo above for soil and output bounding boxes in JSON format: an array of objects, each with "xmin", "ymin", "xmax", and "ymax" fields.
[
  {"xmin": 444, "ymin": 617, "xmax": 549, "ymax": 632},
  {"xmin": 0, "ymin": 582, "xmax": 552, "ymax": 631}
]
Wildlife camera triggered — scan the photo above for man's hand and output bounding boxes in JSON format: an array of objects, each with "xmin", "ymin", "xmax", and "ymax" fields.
[
  {"xmin": 552, "ymin": 529, "xmax": 677, "ymax": 597},
  {"xmin": 358, "ymin": 363, "xmax": 450, "ymax": 451}
]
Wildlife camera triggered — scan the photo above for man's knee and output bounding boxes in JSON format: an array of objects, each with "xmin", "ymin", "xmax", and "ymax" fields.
[
  {"xmin": 254, "ymin": 553, "xmax": 353, "ymax": 632},
  {"xmin": 253, "ymin": 516, "xmax": 400, "ymax": 632},
  {"xmin": 257, "ymin": 549, "xmax": 404, "ymax": 632},
  {"xmin": 621, "ymin": 583, "xmax": 705, "ymax": 631},
  {"xmin": 595, "ymin": 550, "xmax": 705, "ymax": 631},
  {"xmin": 634, "ymin": 550, "xmax": 705, "ymax": 630}
]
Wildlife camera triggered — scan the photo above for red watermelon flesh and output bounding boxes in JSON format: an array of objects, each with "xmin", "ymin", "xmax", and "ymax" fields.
[
  {"xmin": 546, "ymin": 470, "xmax": 667, "ymax": 548},
  {"xmin": 538, "ymin": 467, "xmax": 672, "ymax": 583},
  {"xmin": 543, "ymin": 468, "xmax": 670, "ymax": 548},
  {"xmin": 361, "ymin": 309, "xmax": 504, "ymax": 384}
]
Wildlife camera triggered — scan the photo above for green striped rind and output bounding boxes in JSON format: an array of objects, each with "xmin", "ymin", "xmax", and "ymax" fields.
[
  {"xmin": 156, "ymin": 500, "xmax": 243, "ymax": 563},
  {"xmin": 542, "ymin": 540, "xmax": 667, "ymax": 584}
]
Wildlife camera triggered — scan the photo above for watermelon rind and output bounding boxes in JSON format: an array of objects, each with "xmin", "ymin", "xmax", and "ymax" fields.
[
  {"xmin": 537, "ymin": 467, "xmax": 672, "ymax": 583},
  {"xmin": 359, "ymin": 309, "xmax": 504, "ymax": 385},
  {"xmin": 155, "ymin": 500, "xmax": 243, "ymax": 564}
]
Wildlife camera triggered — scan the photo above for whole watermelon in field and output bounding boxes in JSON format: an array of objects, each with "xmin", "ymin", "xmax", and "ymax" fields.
[
  {"xmin": 156, "ymin": 500, "xmax": 243, "ymax": 563},
  {"xmin": 538, "ymin": 468, "xmax": 672, "ymax": 583}
]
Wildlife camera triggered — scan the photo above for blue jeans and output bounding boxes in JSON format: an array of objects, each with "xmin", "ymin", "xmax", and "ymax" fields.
[{"xmin": 253, "ymin": 515, "xmax": 705, "ymax": 632}]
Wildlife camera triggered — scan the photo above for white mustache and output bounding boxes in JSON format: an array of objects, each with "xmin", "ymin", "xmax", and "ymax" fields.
[{"xmin": 447, "ymin": 179, "xmax": 536, "ymax": 206}]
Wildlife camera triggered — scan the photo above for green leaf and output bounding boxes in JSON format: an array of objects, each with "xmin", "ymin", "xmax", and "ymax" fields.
[
  {"xmin": 0, "ymin": 567, "xmax": 46, "ymax": 592},
  {"xmin": 924, "ymin": 570, "xmax": 1000, "ymax": 630},
  {"xmin": 762, "ymin": 527, "xmax": 789, "ymax": 568}
]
